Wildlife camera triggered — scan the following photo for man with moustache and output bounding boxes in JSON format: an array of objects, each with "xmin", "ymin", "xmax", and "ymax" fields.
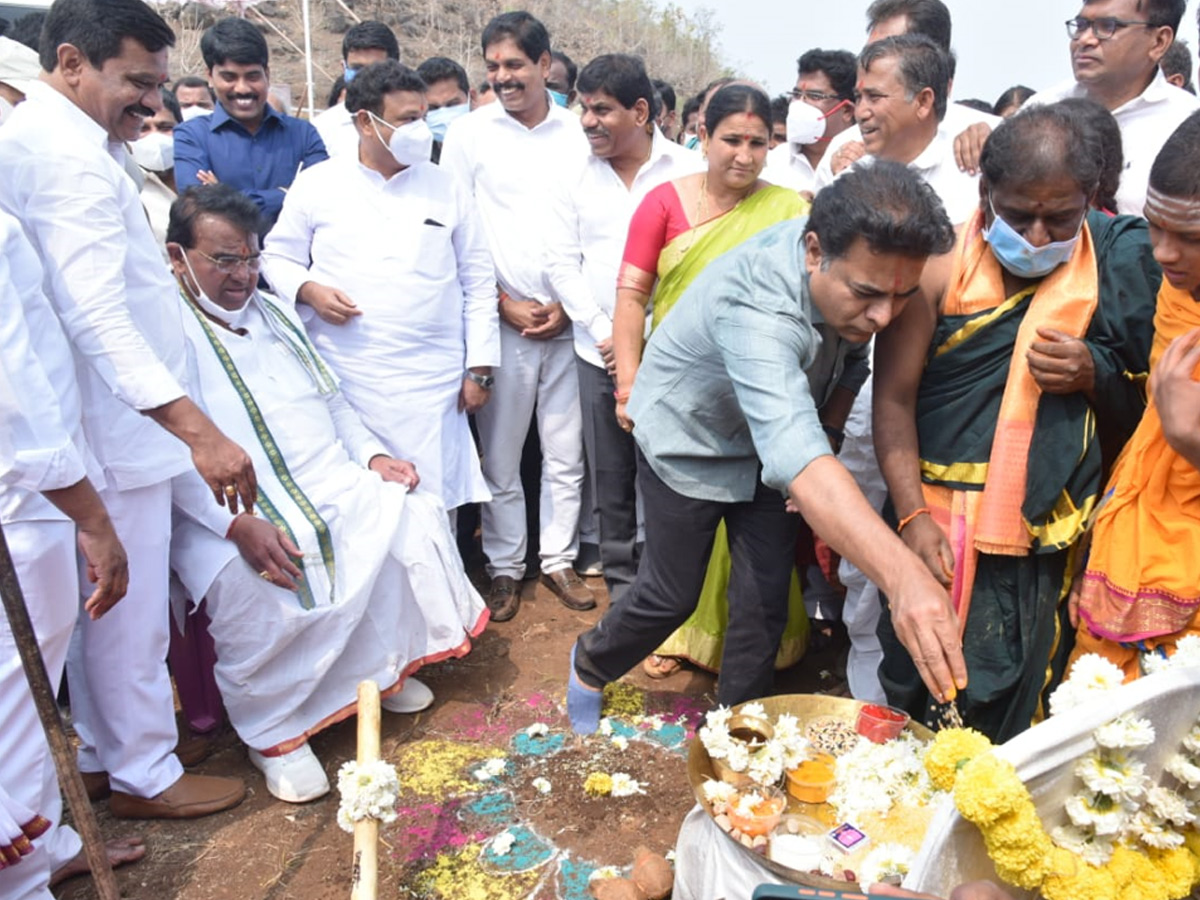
[
  {"xmin": 0, "ymin": 0, "xmax": 250, "ymax": 818},
  {"xmin": 174, "ymin": 16, "xmax": 327, "ymax": 230},
  {"xmin": 543, "ymin": 54, "xmax": 700, "ymax": 608},
  {"xmin": 951, "ymin": 0, "xmax": 1197, "ymax": 215},
  {"xmin": 440, "ymin": 11, "xmax": 594, "ymax": 622}
]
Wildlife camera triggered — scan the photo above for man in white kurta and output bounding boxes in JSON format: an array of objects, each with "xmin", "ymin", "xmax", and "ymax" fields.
[
  {"xmin": 167, "ymin": 184, "xmax": 488, "ymax": 803},
  {"xmin": 440, "ymin": 12, "xmax": 595, "ymax": 621},
  {"xmin": 264, "ymin": 61, "xmax": 499, "ymax": 518},
  {"xmin": 0, "ymin": 0, "xmax": 248, "ymax": 818},
  {"xmin": 0, "ymin": 212, "xmax": 136, "ymax": 898}
]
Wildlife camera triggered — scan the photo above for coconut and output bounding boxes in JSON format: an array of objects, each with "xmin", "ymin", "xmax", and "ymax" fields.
[
  {"xmin": 590, "ymin": 876, "xmax": 647, "ymax": 900},
  {"xmin": 631, "ymin": 846, "xmax": 673, "ymax": 900}
]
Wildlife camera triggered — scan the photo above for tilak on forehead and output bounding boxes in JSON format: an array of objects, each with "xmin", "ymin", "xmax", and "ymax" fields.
[{"xmin": 1145, "ymin": 186, "xmax": 1200, "ymax": 231}]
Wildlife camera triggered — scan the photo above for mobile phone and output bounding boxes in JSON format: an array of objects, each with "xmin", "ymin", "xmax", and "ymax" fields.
[{"xmin": 751, "ymin": 886, "xmax": 870, "ymax": 900}]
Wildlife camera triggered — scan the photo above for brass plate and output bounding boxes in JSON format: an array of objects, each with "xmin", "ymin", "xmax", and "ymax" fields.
[{"xmin": 687, "ymin": 694, "xmax": 934, "ymax": 889}]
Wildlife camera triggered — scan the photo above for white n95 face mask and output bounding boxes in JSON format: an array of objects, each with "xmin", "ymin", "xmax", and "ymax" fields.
[
  {"xmin": 180, "ymin": 104, "xmax": 212, "ymax": 122},
  {"xmin": 132, "ymin": 131, "xmax": 174, "ymax": 172},
  {"xmin": 786, "ymin": 99, "xmax": 826, "ymax": 146},
  {"xmin": 371, "ymin": 113, "xmax": 434, "ymax": 167}
]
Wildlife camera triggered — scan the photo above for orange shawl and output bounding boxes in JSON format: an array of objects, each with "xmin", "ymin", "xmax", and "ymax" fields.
[{"xmin": 1077, "ymin": 280, "xmax": 1200, "ymax": 642}]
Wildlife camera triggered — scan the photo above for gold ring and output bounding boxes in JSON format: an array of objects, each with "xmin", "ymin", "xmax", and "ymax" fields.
[
  {"xmin": 259, "ymin": 570, "xmax": 271, "ymax": 580},
  {"xmin": 224, "ymin": 485, "xmax": 237, "ymax": 497}
]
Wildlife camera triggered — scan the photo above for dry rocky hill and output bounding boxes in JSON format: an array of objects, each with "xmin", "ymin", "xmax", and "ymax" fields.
[{"xmin": 160, "ymin": 0, "xmax": 729, "ymax": 116}]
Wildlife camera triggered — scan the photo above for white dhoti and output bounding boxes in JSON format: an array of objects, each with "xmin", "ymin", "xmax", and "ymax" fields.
[
  {"xmin": 200, "ymin": 489, "xmax": 486, "ymax": 753},
  {"xmin": 0, "ymin": 521, "xmax": 82, "ymax": 900},
  {"xmin": 172, "ymin": 293, "xmax": 488, "ymax": 754}
]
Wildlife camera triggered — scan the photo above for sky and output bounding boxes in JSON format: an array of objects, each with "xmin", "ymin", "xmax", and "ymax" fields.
[{"xmin": 669, "ymin": 0, "xmax": 1200, "ymax": 106}]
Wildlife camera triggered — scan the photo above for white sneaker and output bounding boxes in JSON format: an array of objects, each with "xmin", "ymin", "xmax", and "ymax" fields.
[
  {"xmin": 248, "ymin": 744, "xmax": 330, "ymax": 803},
  {"xmin": 381, "ymin": 677, "xmax": 434, "ymax": 714}
]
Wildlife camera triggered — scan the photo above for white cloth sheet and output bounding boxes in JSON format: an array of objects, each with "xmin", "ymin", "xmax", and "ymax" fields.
[
  {"xmin": 908, "ymin": 664, "xmax": 1200, "ymax": 896},
  {"xmin": 170, "ymin": 294, "xmax": 486, "ymax": 750},
  {"xmin": 263, "ymin": 155, "xmax": 498, "ymax": 509}
]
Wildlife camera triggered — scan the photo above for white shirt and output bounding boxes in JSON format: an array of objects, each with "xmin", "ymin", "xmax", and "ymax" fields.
[
  {"xmin": 262, "ymin": 154, "xmax": 498, "ymax": 507},
  {"xmin": 440, "ymin": 96, "xmax": 591, "ymax": 309},
  {"xmin": 0, "ymin": 82, "xmax": 191, "ymax": 491},
  {"xmin": 0, "ymin": 210, "xmax": 96, "ymax": 524},
  {"xmin": 312, "ymin": 102, "xmax": 360, "ymax": 159},
  {"xmin": 814, "ymin": 124, "xmax": 981, "ymax": 226},
  {"xmin": 1028, "ymin": 70, "xmax": 1200, "ymax": 216},
  {"xmin": 762, "ymin": 141, "xmax": 817, "ymax": 195},
  {"xmin": 543, "ymin": 130, "xmax": 703, "ymax": 368},
  {"xmin": 814, "ymin": 101, "xmax": 1000, "ymax": 194}
]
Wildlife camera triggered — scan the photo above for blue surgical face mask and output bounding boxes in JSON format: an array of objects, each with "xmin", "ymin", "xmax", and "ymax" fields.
[
  {"xmin": 685, "ymin": 134, "xmax": 700, "ymax": 151},
  {"xmin": 426, "ymin": 103, "xmax": 470, "ymax": 142},
  {"xmin": 548, "ymin": 89, "xmax": 569, "ymax": 108},
  {"xmin": 982, "ymin": 194, "xmax": 1085, "ymax": 279},
  {"xmin": 343, "ymin": 66, "xmax": 359, "ymax": 85}
]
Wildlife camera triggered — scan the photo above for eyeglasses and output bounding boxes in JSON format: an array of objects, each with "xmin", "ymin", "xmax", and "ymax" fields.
[
  {"xmin": 790, "ymin": 88, "xmax": 841, "ymax": 104},
  {"xmin": 1065, "ymin": 16, "xmax": 1154, "ymax": 40},
  {"xmin": 196, "ymin": 249, "xmax": 262, "ymax": 274}
]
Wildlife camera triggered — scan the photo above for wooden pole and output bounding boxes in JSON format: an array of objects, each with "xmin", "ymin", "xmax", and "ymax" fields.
[
  {"xmin": 0, "ymin": 522, "xmax": 120, "ymax": 900},
  {"xmin": 350, "ymin": 680, "xmax": 380, "ymax": 900}
]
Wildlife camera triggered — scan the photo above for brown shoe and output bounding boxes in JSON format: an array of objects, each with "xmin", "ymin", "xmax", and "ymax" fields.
[
  {"xmin": 487, "ymin": 575, "xmax": 520, "ymax": 623},
  {"xmin": 176, "ymin": 732, "xmax": 216, "ymax": 768},
  {"xmin": 541, "ymin": 568, "xmax": 597, "ymax": 611},
  {"xmin": 109, "ymin": 773, "xmax": 246, "ymax": 820},
  {"xmin": 81, "ymin": 771, "xmax": 111, "ymax": 802}
]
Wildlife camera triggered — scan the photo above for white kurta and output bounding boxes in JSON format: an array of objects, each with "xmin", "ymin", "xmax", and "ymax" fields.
[
  {"xmin": 0, "ymin": 212, "xmax": 89, "ymax": 899},
  {"xmin": 170, "ymin": 293, "xmax": 487, "ymax": 752},
  {"xmin": 263, "ymin": 156, "xmax": 499, "ymax": 510}
]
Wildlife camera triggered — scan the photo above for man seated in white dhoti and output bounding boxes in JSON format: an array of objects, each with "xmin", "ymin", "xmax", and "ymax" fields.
[
  {"xmin": 263, "ymin": 60, "xmax": 500, "ymax": 524},
  {"xmin": 165, "ymin": 184, "xmax": 489, "ymax": 804}
]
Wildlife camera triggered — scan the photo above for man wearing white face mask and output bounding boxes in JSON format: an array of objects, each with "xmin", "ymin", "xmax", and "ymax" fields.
[
  {"xmin": 133, "ymin": 85, "xmax": 182, "ymax": 249},
  {"xmin": 763, "ymin": 48, "xmax": 857, "ymax": 196},
  {"xmin": 264, "ymin": 61, "xmax": 499, "ymax": 528},
  {"xmin": 167, "ymin": 183, "xmax": 487, "ymax": 803},
  {"xmin": 416, "ymin": 56, "xmax": 474, "ymax": 164}
]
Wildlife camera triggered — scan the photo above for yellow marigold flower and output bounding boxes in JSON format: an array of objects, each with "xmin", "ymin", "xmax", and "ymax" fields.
[
  {"xmin": 954, "ymin": 753, "xmax": 1028, "ymax": 826},
  {"xmin": 1148, "ymin": 846, "xmax": 1197, "ymax": 898},
  {"xmin": 986, "ymin": 805, "xmax": 1046, "ymax": 849},
  {"xmin": 583, "ymin": 772, "xmax": 613, "ymax": 797},
  {"xmin": 925, "ymin": 727, "xmax": 993, "ymax": 792},
  {"xmin": 986, "ymin": 828, "xmax": 1050, "ymax": 890},
  {"xmin": 1042, "ymin": 846, "xmax": 1117, "ymax": 900},
  {"xmin": 1106, "ymin": 844, "xmax": 1142, "ymax": 892},
  {"xmin": 1183, "ymin": 831, "xmax": 1200, "ymax": 882}
]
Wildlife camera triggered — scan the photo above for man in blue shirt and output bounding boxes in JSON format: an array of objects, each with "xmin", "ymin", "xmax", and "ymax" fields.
[
  {"xmin": 174, "ymin": 17, "xmax": 326, "ymax": 228},
  {"xmin": 567, "ymin": 163, "xmax": 966, "ymax": 732}
]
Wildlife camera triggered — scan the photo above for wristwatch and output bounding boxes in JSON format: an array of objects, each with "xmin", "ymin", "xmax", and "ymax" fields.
[{"xmin": 465, "ymin": 370, "xmax": 494, "ymax": 389}]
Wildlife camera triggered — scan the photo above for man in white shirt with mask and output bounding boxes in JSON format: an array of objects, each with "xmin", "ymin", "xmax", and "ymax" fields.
[
  {"xmin": 312, "ymin": 20, "xmax": 399, "ymax": 159},
  {"xmin": 131, "ymin": 85, "xmax": 181, "ymax": 249},
  {"xmin": 543, "ymin": 53, "xmax": 700, "ymax": 608},
  {"xmin": 440, "ymin": 11, "xmax": 594, "ymax": 622},
  {"xmin": 172, "ymin": 75, "xmax": 215, "ymax": 120},
  {"xmin": 416, "ymin": 56, "xmax": 473, "ymax": 164},
  {"xmin": 0, "ymin": 0, "xmax": 252, "ymax": 820},
  {"xmin": 264, "ymin": 61, "xmax": 499, "ymax": 529},
  {"xmin": 762, "ymin": 48, "xmax": 856, "ymax": 196}
]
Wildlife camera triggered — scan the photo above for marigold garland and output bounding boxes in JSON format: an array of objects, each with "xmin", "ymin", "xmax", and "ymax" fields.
[{"xmin": 926, "ymin": 728, "xmax": 1200, "ymax": 900}]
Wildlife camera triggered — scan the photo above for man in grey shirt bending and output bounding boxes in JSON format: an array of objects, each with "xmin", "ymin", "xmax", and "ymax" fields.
[{"xmin": 568, "ymin": 162, "xmax": 963, "ymax": 731}]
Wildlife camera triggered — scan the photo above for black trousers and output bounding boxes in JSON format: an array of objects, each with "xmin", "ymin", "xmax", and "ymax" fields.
[
  {"xmin": 575, "ymin": 449, "xmax": 799, "ymax": 706},
  {"xmin": 575, "ymin": 358, "xmax": 639, "ymax": 606}
]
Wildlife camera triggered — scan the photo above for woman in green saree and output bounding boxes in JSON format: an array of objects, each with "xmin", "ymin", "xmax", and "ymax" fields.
[{"xmin": 611, "ymin": 83, "xmax": 810, "ymax": 679}]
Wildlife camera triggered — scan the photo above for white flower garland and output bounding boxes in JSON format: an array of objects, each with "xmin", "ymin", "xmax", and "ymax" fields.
[
  {"xmin": 335, "ymin": 759, "xmax": 400, "ymax": 833},
  {"xmin": 699, "ymin": 705, "xmax": 811, "ymax": 786},
  {"xmin": 827, "ymin": 732, "xmax": 934, "ymax": 824}
]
